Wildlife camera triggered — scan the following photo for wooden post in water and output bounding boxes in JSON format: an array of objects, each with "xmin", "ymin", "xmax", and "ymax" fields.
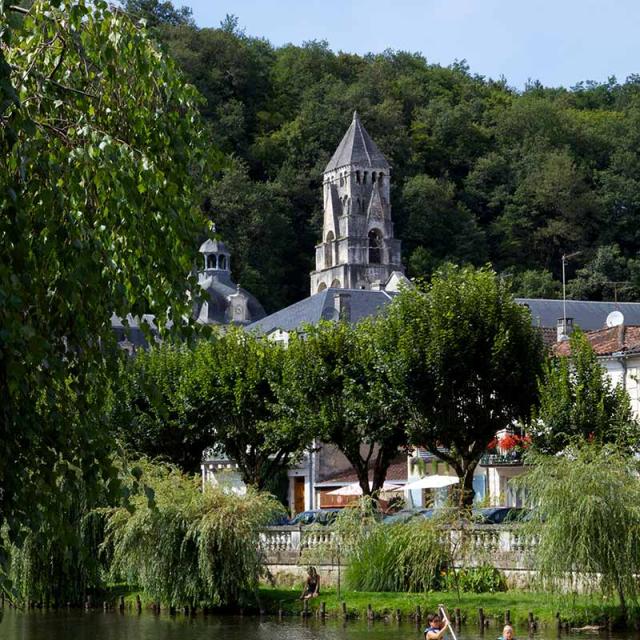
[
  {"xmin": 528, "ymin": 612, "xmax": 534, "ymax": 633},
  {"xmin": 278, "ymin": 607, "xmax": 283, "ymax": 620},
  {"xmin": 302, "ymin": 599, "xmax": 309, "ymax": 618},
  {"xmin": 416, "ymin": 605, "xmax": 422, "ymax": 623},
  {"xmin": 455, "ymin": 608, "xmax": 461, "ymax": 628},
  {"xmin": 367, "ymin": 604, "xmax": 374, "ymax": 621},
  {"xmin": 556, "ymin": 612, "xmax": 561, "ymax": 634},
  {"xmin": 342, "ymin": 601, "xmax": 347, "ymax": 618},
  {"xmin": 320, "ymin": 602, "xmax": 326, "ymax": 619},
  {"xmin": 396, "ymin": 608, "xmax": 402, "ymax": 622},
  {"xmin": 119, "ymin": 596, "xmax": 125, "ymax": 613},
  {"xmin": 135, "ymin": 595, "xmax": 142, "ymax": 613},
  {"xmin": 479, "ymin": 608, "xmax": 485, "ymax": 629},
  {"xmin": 505, "ymin": 610, "xmax": 511, "ymax": 625}
]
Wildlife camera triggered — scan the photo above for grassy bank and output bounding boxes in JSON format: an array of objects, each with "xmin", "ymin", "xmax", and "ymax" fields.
[{"xmin": 257, "ymin": 588, "xmax": 623, "ymax": 628}]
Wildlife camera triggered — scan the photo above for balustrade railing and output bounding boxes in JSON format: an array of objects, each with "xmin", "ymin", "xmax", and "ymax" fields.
[{"xmin": 260, "ymin": 523, "xmax": 535, "ymax": 567}]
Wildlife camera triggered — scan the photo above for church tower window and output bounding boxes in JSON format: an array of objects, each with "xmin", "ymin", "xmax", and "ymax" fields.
[
  {"xmin": 368, "ymin": 228, "xmax": 382, "ymax": 264},
  {"xmin": 363, "ymin": 171, "xmax": 368, "ymax": 184},
  {"xmin": 206, "ymin": 254, "xmax": 217, "ymax": 269},
  {"xmin": 325, "ymin": 231, "xmax": 335, "ymax": 267},
  {"xmin": 356, "ymin": 170, "xmax": 361, "ymax": 184}
]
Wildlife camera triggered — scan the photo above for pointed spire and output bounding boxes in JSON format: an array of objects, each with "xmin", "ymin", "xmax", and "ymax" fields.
[{"xmin": 324, "ymin": 112, "xmax": 389, "ymax": 173}]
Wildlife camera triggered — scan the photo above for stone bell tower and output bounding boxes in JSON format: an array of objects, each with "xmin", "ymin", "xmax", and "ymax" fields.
[{"xmin": 310, "ymin": 111, "xmax": 403, "ymax": 294}]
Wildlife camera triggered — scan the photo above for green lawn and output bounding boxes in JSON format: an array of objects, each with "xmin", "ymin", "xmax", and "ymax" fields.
[{"xmin": 258, "ymin": 587, "xmax": 622, "ymax": 628}]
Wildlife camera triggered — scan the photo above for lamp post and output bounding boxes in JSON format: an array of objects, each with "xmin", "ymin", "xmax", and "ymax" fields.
[{"xmin": 561, "ymin": 251, "xmax": 581, "ymax": 335}]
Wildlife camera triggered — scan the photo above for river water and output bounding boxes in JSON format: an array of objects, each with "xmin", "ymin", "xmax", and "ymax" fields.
[{"xmin": 0, "ymin": 611, "xmax": 635, "ymax": 640}]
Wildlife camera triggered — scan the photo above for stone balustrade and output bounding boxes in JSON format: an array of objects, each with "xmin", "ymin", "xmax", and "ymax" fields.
[{"xmin": 261, "ymin": 524, "xmax": 536, "ymax": 570}]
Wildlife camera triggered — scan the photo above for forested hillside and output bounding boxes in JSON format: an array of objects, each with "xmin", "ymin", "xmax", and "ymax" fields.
[{"xmin": 129, "ymin": 1, "xmax": 640, "ymax": 311}]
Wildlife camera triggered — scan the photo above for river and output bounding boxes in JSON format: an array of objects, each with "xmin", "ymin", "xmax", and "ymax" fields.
[{"xmin": 0, "ymin": 610, "xmax": 635, "ymax": 640}]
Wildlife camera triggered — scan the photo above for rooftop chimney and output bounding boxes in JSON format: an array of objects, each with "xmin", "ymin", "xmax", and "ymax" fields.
[
  {"xmin": 557, "ymin": 317, "xmax": 574, "ymax": 342},
  {"xmin": 333, "ymin": 292, "xmax": 352, "ymax": 322}
]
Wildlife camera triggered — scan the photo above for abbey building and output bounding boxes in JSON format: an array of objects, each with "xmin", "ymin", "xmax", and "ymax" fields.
[{"xmin": 310, "ymin": 112, "xmax": 404, "ymax": 293}]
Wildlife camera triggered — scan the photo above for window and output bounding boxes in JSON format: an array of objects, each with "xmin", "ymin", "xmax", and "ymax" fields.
[
  {"xmin": 368, "ymin": 228, "xmax": 383, "ymax": 264},
  {"xmin": 325, "ymin": 231, "xmax": 335, "ymax": 267},
  {"xmin": 218, "ymin": 255, "xmax": 227, "ymax": 270},
  {"xmin": 331, "ymin": 279, "xmax": 341, "ymax": 288},
  {"xmin": 318, "ymin": 282, "xmax": 327, "ymax": 292},
  {"xmin": 378, "ymin": 172, "xmax": 384, "ymax": 185},
  {"xmin": 372, "ymin": 171, "xmax": 376, "ymax": 183},
  {"xmin": 339, "ymin": 173, "xmax": 344, "ymax": 186},
  {"xmin": 356, "ymin": 170, "xmax": 361, "ymax": 184},
  {"xmin": 206, "ymin": 254, "xmax": 217, "ymax": 269},
  {"xmin": 363, "ymin": 171, "xmax": 368, "ymax": 184}
]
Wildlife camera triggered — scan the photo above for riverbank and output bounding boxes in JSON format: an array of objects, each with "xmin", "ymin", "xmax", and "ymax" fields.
[{"xmin": 257, "ymin": 588, "xmax": 624, "ymax": 629}]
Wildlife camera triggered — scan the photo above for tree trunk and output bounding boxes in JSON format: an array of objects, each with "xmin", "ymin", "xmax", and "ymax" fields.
[{"xmin": 454, "ymin": 461, "xmax": 477, "ymax": 508}]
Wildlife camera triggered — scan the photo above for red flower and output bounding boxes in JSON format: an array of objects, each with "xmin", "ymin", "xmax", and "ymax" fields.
[{"xmin": 499, "ymin": 434, "xmax": 519, "ymax": 451}]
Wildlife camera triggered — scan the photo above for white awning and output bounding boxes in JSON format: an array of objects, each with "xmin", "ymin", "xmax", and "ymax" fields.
[
  {"xmin": 397, "ymin": 475, "xmax": 459, "ymax": 491},
  {"xmin": 326, "ymin": 481, "xmax": 403, "ymax": 496}
]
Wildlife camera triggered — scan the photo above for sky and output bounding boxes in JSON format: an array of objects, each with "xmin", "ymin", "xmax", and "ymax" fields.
[{"xmin": 177, "ymin": 0, "xmax": 640, "ymax": 89}]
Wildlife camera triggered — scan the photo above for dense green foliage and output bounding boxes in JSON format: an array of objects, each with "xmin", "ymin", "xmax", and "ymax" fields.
[
  {"xmin": 103, "ymin": 461, "xmax": 284, "ymax": 607},
  {"xmin": 0, "ymin": 0, "xmax": 210, "ymax": 594},
  {"xmin": 385, "ymin": 266, "xmax": 545, "ymax": 504},
  {"xmin": 532, "ymin": 330, "xmax": 640, "ymax": 453},
  {"xmin": 519, "ymin": 446, "xmax": 640, "ymax": 618},
  {"xmin": 112, "ymin": 331, "xmax": 312, "ymax": 488},
  {"xmin": 122, "ymin": 2, "xmax": 640, "ymax": 308},
  {"xmin": 284, "ymin": 320, "xmax": 410, "ymax": 495}
]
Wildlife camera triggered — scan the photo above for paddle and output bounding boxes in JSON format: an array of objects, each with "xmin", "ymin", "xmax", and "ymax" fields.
[{"xmin": 438, "ymin": 604, "xmax": 458, "ymax": 640}]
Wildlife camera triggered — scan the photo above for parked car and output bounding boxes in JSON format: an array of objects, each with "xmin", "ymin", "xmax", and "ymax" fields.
[
  {"xmin": 382, "ymin": 508, "xmax": 431, "ymax": 524},
  {"xmin": 472, "ymin": 507, "xmax": 527, "ymax": 524},
  {"xmin": 289, "ymin": 509, "xmax": 341, "ymax": 526}
]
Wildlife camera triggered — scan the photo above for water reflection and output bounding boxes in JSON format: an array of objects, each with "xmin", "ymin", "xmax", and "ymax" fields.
[{"xmin": 0, "ymin": 610, "xmax": 637, "ymax": 640}]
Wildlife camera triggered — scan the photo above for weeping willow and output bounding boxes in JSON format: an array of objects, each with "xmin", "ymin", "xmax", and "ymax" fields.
[
  {"xmin": 518, "ymin": 445, "xmax": 640, "ymax": 618},
  {"xmin": 7, "ymin": 470, "xmax": 108, "ymax": 606},
  {"xmin": 102, "ymin": 461, "xmax": 284, "ymax": 607}
]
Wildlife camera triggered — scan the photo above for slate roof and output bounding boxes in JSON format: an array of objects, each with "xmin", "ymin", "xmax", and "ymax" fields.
[
  {"xmin": 554, "ymin": 325, "xmax": 640, "ymax": 357},
  {"xmin": 516, "ymin": 298, "xmax": 640, "ymax": 331},
  {"xmin": 199, "ymin": 238, "xmax": 230, "ymax": 255},
  {"xmin": 324, "ymin": 112, "xmax": 390, "ymax": 173},
  {"xmin": 196, "ymin": 271, "xmax": 266, "ymax": 325},
  {"xmin": 246, "ymin": 288, "xmax": 395, "ymax": 334}
]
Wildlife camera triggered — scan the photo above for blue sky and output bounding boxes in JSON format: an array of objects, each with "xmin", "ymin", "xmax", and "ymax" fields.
[{"xmin": 178, "ymin": 0, "xmax": 640, "ymax": 89}]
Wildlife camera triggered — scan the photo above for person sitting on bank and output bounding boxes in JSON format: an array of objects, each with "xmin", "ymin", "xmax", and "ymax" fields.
[
  {"xmin": 425, "ymin": 615, "xmax": 450, "ymax": 640},
  {"xmin": 299, "ymin": 566, "xmax": 320, "ymax": 600},
  {"xmin": 499, "ymin": 625, "xmax": 515, "ymax": 640}
]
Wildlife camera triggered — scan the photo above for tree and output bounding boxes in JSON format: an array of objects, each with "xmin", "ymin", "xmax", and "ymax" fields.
[
  {"xmin": 531, "ymin": 329, "xmax": 640, "ymax": 453},
  {"xmin": 103, "ymin": 460, "xmax": 284, "ymax": 608},
  {"xmin": 387, "ymin": 266, "xmax": 544, "ymax": 506},
  {"xmin": 0, "ymin": 0, "xmax": 210, "ymax": 566},
  {"xmin": 122, "ymin": 0, "xmax": 194, "ymax": 27},
  {"xmin": 285, "ymin": 319, "xmax": 410, "ymax": 496},
  {"xmin": 519, "ymin": 445, "xmax": 640, "ymax": 619},
  {"xmin": 180, "ymin": 330, "xmax": 311, "ymax": 490},
  {"xmin": 110, "ymin": 345, "xmax": 213, "ymax": 474}
]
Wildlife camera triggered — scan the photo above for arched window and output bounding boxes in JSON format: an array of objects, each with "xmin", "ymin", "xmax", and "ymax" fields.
[
  {"xmin": 325, "ymin": 231, "xmax": 335, "ymax": 267},
  {"xmin": 356, "ymin": 170, "xmax": 361, "ymax": 184},
  {"xmin": 318, "ymin": 282, "xmax": 327, "ymax": 293},
  {"xmin": 218, "ymin": 255, "xmax": 227, "ymax": 270},
  {"xmin": 378, "ymin": 172, "xmax": 384, "ymax": 185},
  {"xmin": 368, "ymin": 228, "xmax": 383, "ymax": 264},
  {"xmin": 206, "ymin": 254, "xmax": 217, "ymax": 269},
  {"xmin": 330, "ymin": 279, "xmax": 341, "ymax": 288},
  {"xmin": 372, "ymin": 171, "xmax": 377, "ymax": 183},
  {"xmin": 363, "ymin": 171, "xmax": 368, "ymax": 184}
]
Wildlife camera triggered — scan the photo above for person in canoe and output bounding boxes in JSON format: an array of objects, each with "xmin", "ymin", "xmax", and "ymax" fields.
[
  {"xmin": 499, "ymin": 625, "xmax": 515, "ymax": 640},
  {"xmin": 424, "ymin": 615, "xmax": 450, "ymax": 640}
]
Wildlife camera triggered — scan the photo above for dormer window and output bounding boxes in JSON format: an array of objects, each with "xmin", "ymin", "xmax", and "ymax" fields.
[{"xmin": 206, "ymin": 255, "xmax": 217, "ymax": 269}]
